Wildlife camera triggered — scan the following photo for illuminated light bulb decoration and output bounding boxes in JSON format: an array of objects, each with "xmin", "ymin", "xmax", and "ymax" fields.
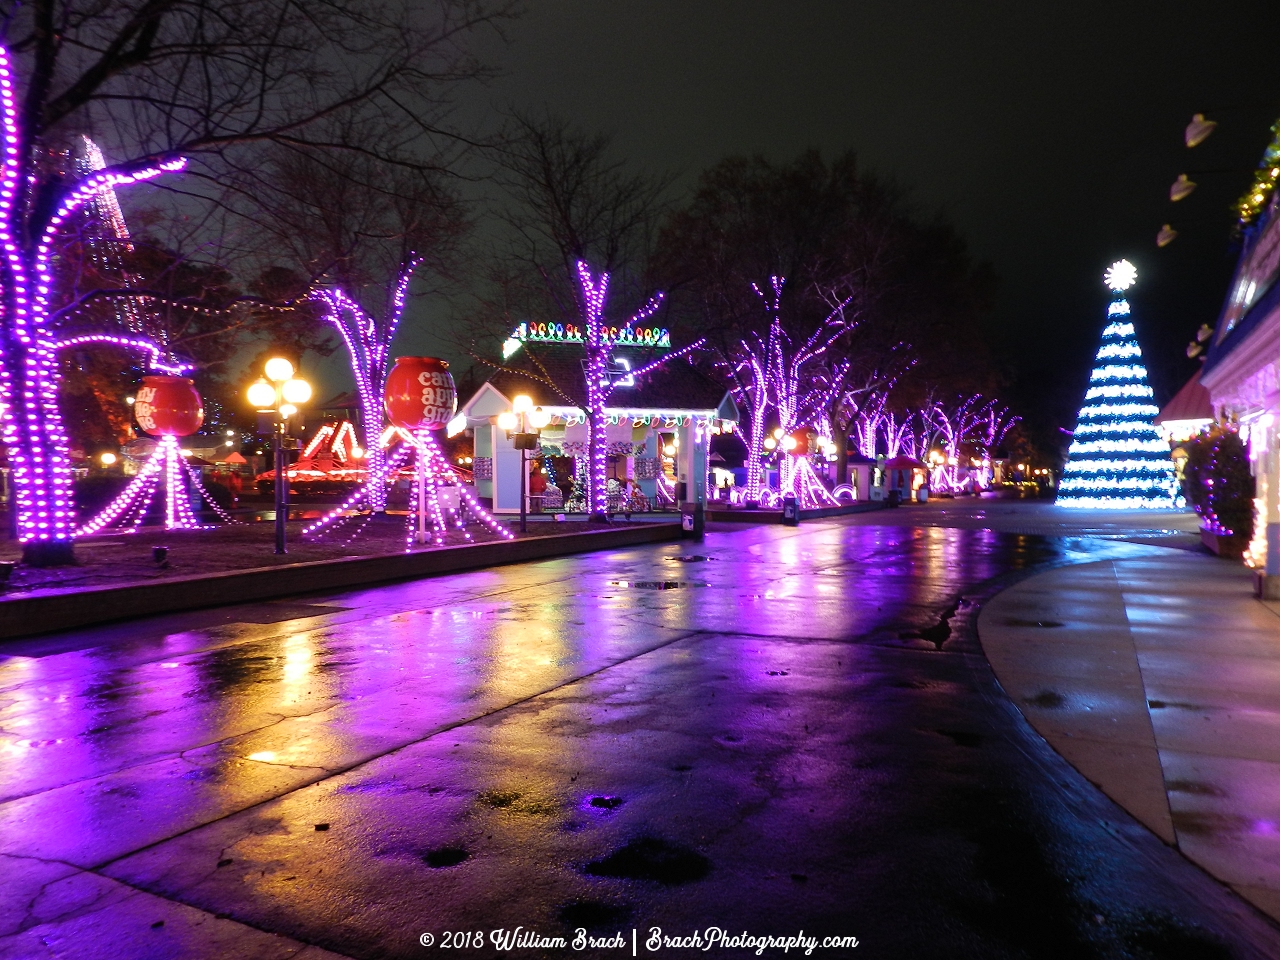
[
  {"xmin": 75, "ymin": 377, "xmax": 234, "ymax": 535},
  {"xmin": 308, "ymin": 259, "xmax": 420, "ymax": 513},
  {"xmin": 0, "ymin": 43, "xmax": 186, "ymax": 563},
  {"xmin": 1234, "ymin": 117, "xmax": 1280, "ymax": 227},
  {"xmin": 1058, "ymin": 260, "xmax": 1177, "ymax": 509}
]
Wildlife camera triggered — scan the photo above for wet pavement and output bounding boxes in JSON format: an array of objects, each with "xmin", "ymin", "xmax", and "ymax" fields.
[
  {"xmin": 2, "ymin": 510, "xmax": 1279, "ymax": 959},
  {"xmin": 981, "ymin": 548, "xmax": 1280, "ymax": 923}
]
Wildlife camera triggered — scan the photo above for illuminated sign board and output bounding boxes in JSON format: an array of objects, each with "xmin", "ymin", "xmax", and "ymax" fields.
[{"xmin": 502, "ymin": 321, "xmax": 671, "ymax": 359}]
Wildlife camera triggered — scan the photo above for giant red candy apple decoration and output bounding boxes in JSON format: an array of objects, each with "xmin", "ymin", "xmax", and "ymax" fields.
[
  {"xmin": 384, "ymin": 357, "xmax": 456, "ymax": 431},
  {"xmin": 133, "ymin": 376, "xmax": 204, "ymax": 437}
]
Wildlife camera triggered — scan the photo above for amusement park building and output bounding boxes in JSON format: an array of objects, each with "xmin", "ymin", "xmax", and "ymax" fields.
[
  {"xmin": 453, "ymin": 354, "xmax": 738, "ymax": 514},
  {"xmin": 1200, "ymin": 158, "xmax": 1280, "ymax": 595}
]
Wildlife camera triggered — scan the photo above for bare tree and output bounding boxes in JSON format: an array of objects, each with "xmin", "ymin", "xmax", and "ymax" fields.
[{"xmin": 470, "ymin": 113, "xmax": 683, "ymax": 518}]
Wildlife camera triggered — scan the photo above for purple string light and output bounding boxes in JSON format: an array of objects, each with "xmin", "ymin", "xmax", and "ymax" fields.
[
  {"xmin": 0, "ymin": 43, "xmax": 186, "ymax": 554},
  {"xmin": 309, "ymin": 259, "xmax": 421, "ymax": 513},
  {"xmin": 52, "ymin": 334, "xmax": 192, "ymax": 374},
  {"xmin": 75, "ymin": 436, "xmax": 222, "ymax": 536}
]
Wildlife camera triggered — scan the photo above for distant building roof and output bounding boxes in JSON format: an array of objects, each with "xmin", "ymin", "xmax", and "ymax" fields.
[
  {"xmin": 467, "ymin": 345, "xmax": 735, "ymax": 416},
  {"xmin": 321, "ymin": 391, "xmax": 358, "ymax": 409},
  {"xmin": 1156, "ymin": 371, "xmax": 1212, "ymax": 425}
]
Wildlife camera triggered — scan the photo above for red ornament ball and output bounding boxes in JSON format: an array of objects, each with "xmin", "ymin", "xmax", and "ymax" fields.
[
  {"xmin": 384, "ymin": 357, "xmax": 456, "ymax": 431},
  {"xmin": 134, "ymin": 376, "xmax": 204, "ymax": 437}
]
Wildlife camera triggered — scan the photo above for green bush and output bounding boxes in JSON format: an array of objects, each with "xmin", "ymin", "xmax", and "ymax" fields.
[{"xmin": 1182, "ymin": 426, "xmax": 1255, "ymax": 536}]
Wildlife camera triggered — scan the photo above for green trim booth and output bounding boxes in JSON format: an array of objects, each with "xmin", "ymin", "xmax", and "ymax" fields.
[{"xmin": 452, "ymin": 365, "xmax": 739, "ymax": 516}]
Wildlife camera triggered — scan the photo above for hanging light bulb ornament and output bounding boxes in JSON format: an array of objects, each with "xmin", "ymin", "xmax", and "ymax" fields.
[
  {"xmin": 1170, "ymin": 174, "xmax": 1197, "ymax": 202},
  {"xmin": 384, "ymin": 357, "xmax": 457, "ymax": 431},
  {"xmin": 1156, "ymin": 224, "xmax": 1178, "ymax": 248},
  {"xmin": 133, "ymin": 376, "xmax": 203, "ymax": 437},
  {"xmin": 1185, "ymin": 113, "xmax": 1216, "ymax": 148}
]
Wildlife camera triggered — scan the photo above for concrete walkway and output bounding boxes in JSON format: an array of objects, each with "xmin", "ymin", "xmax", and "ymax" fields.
[{"xmin": 980, "ymin": 546, "xmax": 1280, "ymax": 922}]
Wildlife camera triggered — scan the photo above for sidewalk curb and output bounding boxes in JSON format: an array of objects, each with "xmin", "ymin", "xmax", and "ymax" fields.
[
  {"xmin": 0, "ymin": 523, "xmax": 683, "ymax": 641},
  {"xmin": 706, "ymin": 501, "xmax": 887, "ymax": 523}
]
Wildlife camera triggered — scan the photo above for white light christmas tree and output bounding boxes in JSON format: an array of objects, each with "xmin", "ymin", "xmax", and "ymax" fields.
[{"xmin": 1058, "ymin": 260, "xmax": 1177, "ymax": 509}]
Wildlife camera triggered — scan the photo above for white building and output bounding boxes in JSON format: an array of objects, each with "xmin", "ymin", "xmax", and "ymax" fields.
[
  {"xmin": 453, "ymin": 358, "xmax": 738, "ymax": 515},
  {"xmin": 1199, "ymin": 162, "xmax": 1280, "ymax": 596}
]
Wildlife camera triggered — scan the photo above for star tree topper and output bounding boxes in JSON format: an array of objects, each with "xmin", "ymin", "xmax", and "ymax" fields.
[{"xmin": 1104, "ymin": 259, "xmax": 1137, "ymax": 292}]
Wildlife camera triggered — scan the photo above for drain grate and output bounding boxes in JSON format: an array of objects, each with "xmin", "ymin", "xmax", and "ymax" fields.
[{"xmin": 609, "ymin": 580, "xmax": 685, "ymax": 590}]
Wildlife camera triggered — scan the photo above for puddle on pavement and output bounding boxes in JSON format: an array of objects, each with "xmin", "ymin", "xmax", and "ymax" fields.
[
  {"xmin": 665, "ymin": 555, "xmax": 714, "ymax": 562},
  {"xmin": 899, "ymin": 597, "xmax": 963, "ymax": 648},
  {"xmin": 586, "ymin": 795, "xmax": 625, "ymax": 811},
  {"xmin": 1166, "ymin": 779, "xmax": 1227, "ymax": 797},
  {"xmin": 582, "ymin": 836, "xmax": 711, "ymax": 885},
  {"xmin": 476, "ymin": 789, "xmax": 558, "ymax": 815},
  {"xmin": 558, "ymin": 901, "xmax": 633, "ymax": 929},
  {"xmin": 607, "ymin": 580, "xmax": 701, "ymax": 590},
  {"xmin": 1025, "ymin": 690, "xmax": 1066, "ymax": 709},
  {"xmin": 423, "ymin": 847, "xmax": 470, "ymax": 868},
  {"xmin": 934, "ymin": 728, "xmax": 985, "ymax": 748}
]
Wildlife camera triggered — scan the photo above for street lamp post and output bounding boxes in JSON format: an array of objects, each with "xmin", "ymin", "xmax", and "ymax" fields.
[
  {"xmin": 498, "ymin": 396, "xmax": 550, "ymax": 533},
  {"xmin": 247, "ymin": 358, "xmax": 312, "ymax": 554}
]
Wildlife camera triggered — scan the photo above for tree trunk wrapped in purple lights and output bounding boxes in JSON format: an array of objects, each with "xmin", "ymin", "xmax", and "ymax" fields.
[
  {"xmin": 0, "ymin": 46, "xmax": 185, "ymax": 564},
  {"xmin": 309, "ymin": 260, "xmax": 421, "ymax": 514},
  {"xmin": 576, "ymin": 262, "xmax": 672, "ymax": 518},
  {"xmin": 484, "ymin": 261, "xmax": 702, "ymax": 519}
]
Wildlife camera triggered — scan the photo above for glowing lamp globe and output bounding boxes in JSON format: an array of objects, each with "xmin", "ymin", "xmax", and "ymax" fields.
[
  {"xmin": 133, "ymin": 376, "xmax": 204, "ymax": 437},
  {"xmin": 384, "ymin": 356, "xmax": 456, "ymax": 431},
  {"xmin": 247, "ymin": 378, "xmax": 276, "ymax": 409},
  {"xmin": 529, "ymin": 406, "xmax": 551, "ymax": 430},
  {"xmin": 281, "ymin": 378, "xmax": 311, "ymax": 404},
  {"xmin": 264, "ymin": 357, "xmax": 294, "ymax": 382}
]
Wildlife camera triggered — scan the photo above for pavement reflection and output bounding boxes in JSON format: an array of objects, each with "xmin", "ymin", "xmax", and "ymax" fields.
[{"xmin": 2, "ymin": 515, "xmax": 1278, "ymax": 959}]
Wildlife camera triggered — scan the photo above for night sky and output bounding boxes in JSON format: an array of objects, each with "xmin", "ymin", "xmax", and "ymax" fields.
[{"xmin": 374, "ymin": 1, "xmax": 1280, "ymax": 456}]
